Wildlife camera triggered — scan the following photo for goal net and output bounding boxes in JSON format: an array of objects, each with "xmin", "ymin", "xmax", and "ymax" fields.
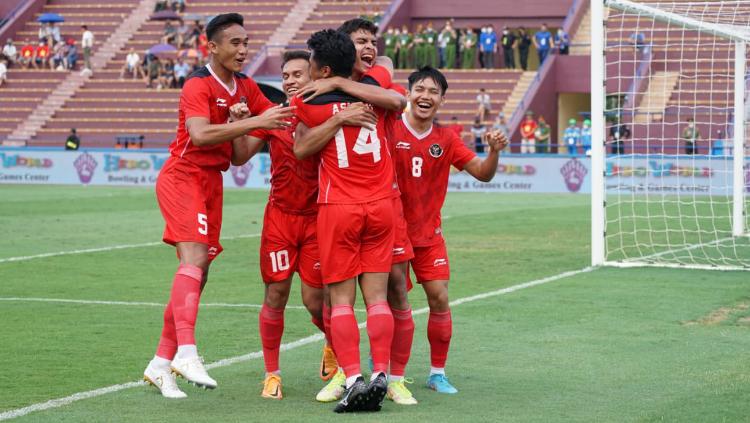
[{"xmin": 592, "ymin": 0, "xmax": 750, "ymax": 270}]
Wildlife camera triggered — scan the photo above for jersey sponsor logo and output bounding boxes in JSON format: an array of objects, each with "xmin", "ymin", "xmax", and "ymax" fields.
[
  {"xmin": 396, "ymin": 141, "xmax": 411, "ymax": 150},
  {"xmin": 216, "ymin": 98, "xmax": 227, "ymax": 108},
  {"xmin": 393, "ymin": 247, "xmax": 405, "ymax": 256},
  {"xmin": 208, "ymin": 246, "xmax": 219, "ymax": 258},
  {"xmin": 433, "ymin": 258, "xmax": 447, "ymax": 267},
  {"xmin": 560, "ymin": 158, "xmax": 588, "ymax": 193},
  {"xmin": 429, "ymin": 144, "xmax": 444, "ymax": 158},
  {"xmin": 313, "ymin": 262, "xmax": 321, "ymax": 270},
  {"xmin": 73, "ymin": 152, "xmax": 98, "ymax": 184}
]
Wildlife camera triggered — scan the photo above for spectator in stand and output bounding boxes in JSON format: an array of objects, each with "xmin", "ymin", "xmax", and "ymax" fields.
[
  {"xmin": 462, "ymin": 26, "xmax": 477, "ymax": 69},
  {"xmin": 711, "ymin": 130, "xmax": 725, "ymax": 156},
  {"xmin": 171, "ymin": 0, "xmax": 186, "ymax": 13},
  {"xmin": 154, "ymin": 0, "xmax": 168, "ymax": 12},
  {"xmin": 535, "ymin": 115, "xmax": 551, "ymax": 153},
  {"xmin": 0, "ymin": 58, "xmax": 7, "ymax": 87},
  {"xmin": 397, "ymin": 26, "xmax": 412, "ymax": 69},
  {"xmin": 629, "ymin": 32, "xmax": 646, "ymax": 51},
  {"xmin": 476, "ymin": 87, "xmax": 492, "ymax": 121},
  {"xmin": 681, "ymin": 117, "xmax": 700, "ymax": 155},
  {"xmin": 581, "ymin": 118, "xmax": 592, "ymax": 155},
  {"xmin": 162, "ymin": 21, "xmax": 180, "ymax": 46},
  {"xmin": 120, "ymin": 48, "xmax": 144, "ymax": 80},
  {"xmin": 556, "ymin": 29, "xmax": 570, "ymax": 55},
  {"xmin": 176, "ymin": 20, "xmax": 192, "ymax": 48},
  {"xmin": 185, "ymin": 21, "xmax": 202, "ymax": 48},
  {"xmin": 500, "ymin": 26, "xmax": 516, "ymax": 69},
  {"xmin": 33, "ymin": 41, "xmax": 50, "ymax": 69},
  {"xmin": 51, "ymin": 41, "xmax": 66, "ymax": 70},
  {"xmin": 66, "ymin": 38, "xmax": 78, "ymax": 69},
  {"xmin": 424, "ymin": 21, "xmax": 438, "ymax": 68},
  {"xmin": 517, "ymin": 27, "xmax": 532, "ymax": 70},
  {"xmin": 38, "ymin": 23, "xmax": 51, "ymax": 44},
  {"xmin": 480, "ymin": 25, "xmax": 497, "ymax": 69},
  {"xmin": 383, "ymin": 27, "xmax": 397, "ymax": 65},
  {"xmin": 448, "ymin": 116, "xmax": 463, "ymax": 138},
  {"xmin": 65, "ymin": 129, "xmax": 80, "ymax": 150},
  {"xmin": 146, "ymin": 55, "xmax": 161, "ymax": 88},
  {"xmin": 609, "ymin": 119, "xmax": 630, "ymax": 154},
  {"xmin": 173, "ymin": 56, "xmax": 190, "ymax": 88},
  {"xmin": 520, "ymin": 111, "xmax": 538, "ymax": 153},
  {"xmin": 20, "ymin": 40, "xmax": 34, "ymax": 69},
  {"xmin": 161, "ymin": 58, "xmax": 176, "ymax": 89},
  {"xmin": 471, "ymin": 117, "xmax": 487, "ymax": 153},
  {"xmin": 3, "ymin": 39, "xmax": 17, "ymax": 66},
  {"xmin": 440, "ymin": 21, "xmax": 457, "ymax": 68},
  {"xmin": 81, "ymin": 25, "xmax": 94, "ymax": 71},
  {"xmin": 492, "ymin": 112, "xmax": 509, "ymax": 141},
  {"xmin": 563, "ymin": 118, "xmax": 581, "ymax": 155},
  {"xmin": 413, "ymin": 24, "xmax": 425, "ymax": 68},
  {"xmin": 533, "ymin": 23, "xmax": 554, "ymax": 65},
  {"xmin": 372, "ymin": 8, "xmax": 383, "ymax": 28},
  {"xmin": 50, "ymin": 23, "xmax": 62, "ymax": 44}
]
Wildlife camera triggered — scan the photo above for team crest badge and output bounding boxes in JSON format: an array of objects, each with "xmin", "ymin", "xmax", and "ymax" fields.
[
  {"xmin": 429, "ymin": 144, "xmax": 443, "ymax": 158},
  {"xmin": 560, "ymin": 158, "xmax": 588, "ymax": 193}
]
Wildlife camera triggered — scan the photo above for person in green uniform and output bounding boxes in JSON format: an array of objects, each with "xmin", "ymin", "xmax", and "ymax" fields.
[
  {"xmin": 462, "ymin": 26, "xmax": 477, "ymax": 69},
  {"xmin": 383, "ymin": 27, "xmax": 397, "ymax": 65},
  {"xmin": 413, "ymin": 24, "xmax": 425, "ymax": 68},
  {"xmin": 441, "ymin": 21, "xmax": 457, "ymax": 69},
  {"xmin": 535, "ymin": 115, "xmax": 551, "ymax": 153},
  {"xmin": 424, "ymin": 21, "xmax": 438, "ymax": 68},
  {"xmin": 397, "ymin": 25, "xmax": 412, "ymax": 69}
]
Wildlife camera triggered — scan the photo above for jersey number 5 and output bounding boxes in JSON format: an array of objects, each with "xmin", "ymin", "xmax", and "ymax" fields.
[{"xmin": 334, "ymin": 127, "xmax": 381, "ymax": 168}]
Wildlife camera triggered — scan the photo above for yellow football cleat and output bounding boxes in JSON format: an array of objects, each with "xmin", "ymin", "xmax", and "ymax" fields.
[
  {"xmin": 387, "ymin": 378, "xmax": 418, "ymax": 405},
  {"xmin": 261, "ymin": 374, "xmax": 283, "ymax": 400},
  {"xmin": 316, "ymin": 369, "xmax": 345, "ymax": 402},
  {"xmin": 319, "ymin": 344, "xmax": 338, "ymax": 381}
]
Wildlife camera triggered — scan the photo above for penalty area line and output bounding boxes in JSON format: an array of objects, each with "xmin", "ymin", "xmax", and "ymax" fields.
[{"xmin": 0, "ymin": 266, "xmax": 593, "ymax": 421}]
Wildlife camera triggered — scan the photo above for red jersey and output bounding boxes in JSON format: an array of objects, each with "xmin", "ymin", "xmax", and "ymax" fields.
[
  {"xmin": 520, "ymin": 118, "xmax": 538, "ymax": 138},
  {"xmin": 292, "ymin": 89, "xmax": 397, "ymax": 205},
  {"xmin": 250, "ymin": 123, "xmax": 319, "ymax": 215},
  {"xmin": 392, "ymin": 115, "xmax": 476, "ymax": 247},
  {"xmin": 168, "ymin": 64, "xmax": 274, "ymax": 170},
  {"xmin": 36, "ymin": 45, "xmax": 49, "ymax": 58},
  {"xmin": 21, "ymin": 45, "xmax": 34, "ymax": 58}
]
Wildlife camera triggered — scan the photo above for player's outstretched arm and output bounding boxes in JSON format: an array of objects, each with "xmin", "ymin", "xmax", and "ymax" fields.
[
  {"xmin": 187, "ymin": 105, "xmax": 295, "ymax": 147},
  {"xmin": 293, "ymin": 102, "xmax": 378, "ymax": 159},
  {"xmin": 228, "ymin": 102, "xmax": 266, "ymax": 165},
  {"xmin": 463, "ymin": 130, "xmax": 508, "ymax": 182}
]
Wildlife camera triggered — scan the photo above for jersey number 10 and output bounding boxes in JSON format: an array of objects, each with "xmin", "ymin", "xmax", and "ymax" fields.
[{"xmin": 334, "ymin": 127, "xmax": 381, "ymax": 168}]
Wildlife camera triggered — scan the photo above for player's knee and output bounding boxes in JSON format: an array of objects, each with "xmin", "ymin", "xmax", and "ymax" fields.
[
  {"xmin": 303, "ymin": 299, "xmax": 323, "ymax": 320},
  {"xmin": 264, "ymin": 283, "xmax": 290, "ymax": 309},
  {"xmin": 387, "ymin": 279, "xmax": 409, "ymax": 309},
  {"xmin": 427, "ymin": 289, "xmax": 449, "ymax": 311}
]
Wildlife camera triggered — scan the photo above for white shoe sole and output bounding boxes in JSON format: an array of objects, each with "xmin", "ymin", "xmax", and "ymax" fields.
[{"xmin": 171, "ymin": 367, "xmax": 217, "ymax": 390}]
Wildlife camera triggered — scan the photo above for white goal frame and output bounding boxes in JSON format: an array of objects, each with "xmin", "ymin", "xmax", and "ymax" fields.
[{"xmin": 591, "ymin": 0, "xmax": 748, "ymax": 270}]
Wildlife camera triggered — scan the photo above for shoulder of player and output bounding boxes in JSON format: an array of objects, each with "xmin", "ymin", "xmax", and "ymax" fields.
[
  {"xmin": 185, "ymin": 66, "xmax": 211, "ymax": 83},
  {"xmin": 305, "ymin": 90, "xmax": 362, "ymax": 105}
]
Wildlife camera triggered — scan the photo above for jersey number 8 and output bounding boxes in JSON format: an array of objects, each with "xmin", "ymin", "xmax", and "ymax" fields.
[
  {"xmin": 334, "ymin": 127, "xmax": 381, "ymax": 168},
  {"xmin": 412, "ymin": 157, "xmax": 423, "ymax": 177}
]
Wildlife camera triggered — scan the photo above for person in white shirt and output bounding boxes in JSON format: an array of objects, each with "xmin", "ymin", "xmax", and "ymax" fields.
[
  {"xmin": 120, "ymin": 48, "xmax": 143, "ymax": 80},
  {"xmin": 0, "ymin": 59, "xmax": 7, "ymax": 87},
  {"xmin": 475, "ymin": 87, "xmax": 492, "ymax": 121},
  {"xmin": 2, "ymin": 39, "xmax": 17, "ymax": 65},
  {"xmin": 81, "ymin": 25, "xmax": 94, "ymax": 70}
]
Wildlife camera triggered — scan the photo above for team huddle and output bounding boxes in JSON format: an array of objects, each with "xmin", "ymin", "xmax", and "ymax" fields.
[{"xmin": 142, "ymin": 13, "xmax": 507, "ymax": 413}]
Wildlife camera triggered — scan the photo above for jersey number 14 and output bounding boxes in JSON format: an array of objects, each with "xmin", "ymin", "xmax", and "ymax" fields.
[{"xmin": 334, "ymin": 127, "xmax": 381, "ymax": 168}]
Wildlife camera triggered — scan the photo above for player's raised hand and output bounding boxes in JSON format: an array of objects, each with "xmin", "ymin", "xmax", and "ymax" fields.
[
  {"xmin": 295, "ymin": 78, "xmax": 339, "ymax": 102},
  {"xmin": 334, "ymin": 102, "xmax": 378, "ymax": 130},
  {"xmin": 229, "ymin": 102, "xmax": 250, "ymax": 122},
  {"xmin": 485, "ymin": 130, "xmax": 509, "ymax": 152},
  {"xmin": 254, "ymin": 105, "xmax": 297, "ymax": 129}
]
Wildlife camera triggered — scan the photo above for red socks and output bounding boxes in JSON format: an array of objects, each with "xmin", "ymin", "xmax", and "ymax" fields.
[
  {"xmin": 259, "ymin": 304, "xmax": 285, "ymax": 373},
  {"xmin": 427, "ymin": 309, "xmax": 452, "ymax": 368},
  {"xmin": 170, "ymin": 264, "xmax": 203, "ymax": 346},
  {"xmin": 156, "ymin": 301, "xmax": 177, "ymax": 360},
  {"xmin": 389, "ymin": 307, "xmax": 414, "ymax": 377},
  {"xmin": 366, "ymin": 301, "xmax": 394, "ymax": 374},
  {"xmin": 331, "ymin": 305, "xmax": 360, "ymax": 377}
]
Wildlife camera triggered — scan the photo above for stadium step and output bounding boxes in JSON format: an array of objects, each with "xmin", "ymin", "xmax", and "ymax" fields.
[
  {"xmin": 501, "ymin": 71, "xmax": 537, "ymax": 119},
  {"xmin": 635, "ymin": 71, "xmax": 680, "ymax": 123}
]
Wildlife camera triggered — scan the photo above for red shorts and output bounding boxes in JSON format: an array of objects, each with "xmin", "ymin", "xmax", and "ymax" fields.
[
  {"xmin": 412, "ymin": 240, "xmax": 450, "ymax": 282},
  {"xmin": 156, "ymin": 157, "xmax": 223, "ymax": 260},
  {"xmin": 317, "ymin": 198, "xmax": 395, "ymax": 284},
  {"xmin": 392, "ymin": 197, "xmax": 414, "ymax": 265},
  {"xmin": 260, "ymin": 202, "xmax": 322, "ymax": 288}
]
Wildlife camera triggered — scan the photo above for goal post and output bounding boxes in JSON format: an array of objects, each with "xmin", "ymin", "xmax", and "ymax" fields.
[{"xmin": 592, "ymin": 0, "xmax": 750, "ymax": 270}]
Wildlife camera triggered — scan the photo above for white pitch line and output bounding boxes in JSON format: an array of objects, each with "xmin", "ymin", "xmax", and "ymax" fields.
[
  {"xmin": 0, "ymin": 297, "xmax": 309, "ymax": 311},
  {"xmin": 0, "ymin": 233, "xmax": 261, "ymax": 264},
  {"xmin": 0, "ymin": 266, "xmax": 593, "ymax": 421}
]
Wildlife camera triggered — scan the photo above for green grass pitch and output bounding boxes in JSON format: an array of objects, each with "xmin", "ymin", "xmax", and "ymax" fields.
[{"xmin": 1, "ymin": 186, "xmax": 750, "ymax": 422}]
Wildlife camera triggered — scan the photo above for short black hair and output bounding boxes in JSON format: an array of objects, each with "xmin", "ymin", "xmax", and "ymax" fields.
[
  {"xmin": 337, "ymin": 18, "xmax": 378, "ymax": 37},
  {"xmin": 307, "ymin": 29, "xmax": 356, "ymax": 78},
  {"xmin": 281, "ymin": 50, "xmax": 310, "ymax": 69},
  {"xmin": 408, "ymin": 66, "xmax": 449, "ymax": 96},
  {"xmin": 206, "ymin": 13, "xmax": 243, "ymax": 42}
]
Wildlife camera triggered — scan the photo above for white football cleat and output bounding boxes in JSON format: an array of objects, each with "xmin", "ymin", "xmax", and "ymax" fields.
[
  {"xmin": 143, "ymin": 366, "xmax": 187, "ymax": 399},
  {"xmin": 170, "ymin": 356, "xmax": 217, "ymax": 389}
]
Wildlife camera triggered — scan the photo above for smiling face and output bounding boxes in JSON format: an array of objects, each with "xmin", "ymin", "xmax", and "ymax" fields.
[
  {"xmin": 282, "ymin": 58, "xmax": 311, "ymax": 99},
  {"xmin": 407, "ymin": 76, "xmax": 444, "ymax": 122},
  {"xmin": 208, "ymin": 24, "xmax": 248, "ymax": 73},
  {"xmin": 349, "ymin": 29, "xmax": 377, "ymax": 77}
]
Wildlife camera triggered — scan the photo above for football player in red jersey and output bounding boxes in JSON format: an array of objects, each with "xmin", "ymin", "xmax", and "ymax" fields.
[
  {"xmin": 291, "ymin": 29, "xmax": 396, "ymax": 413},
  {"xmin": 142, "ymin": 13, "xmax": 295, "ymax": 399},
  {"xmin": 293, "ymin": 19, "xmax": 417, "ymax": 406},
  {"xmin": 391, "ymin": 67, "xmax": 507, "ymax": 394},
  {"xmin": 229, "ymin": 50, "xmax": 377, "ymax": 400}
]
